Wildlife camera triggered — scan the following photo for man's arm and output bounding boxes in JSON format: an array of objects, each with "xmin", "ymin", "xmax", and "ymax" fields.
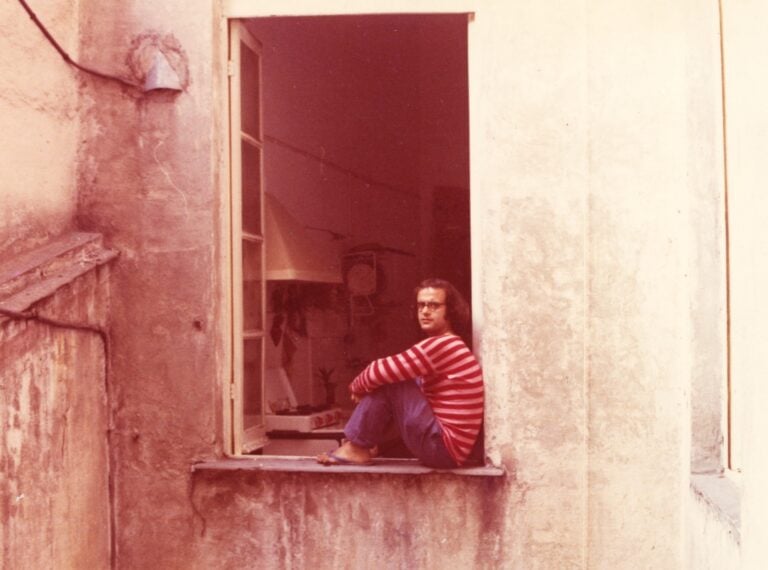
[
  {"xmin": 349, "ymin": 334, "xmax": 471, "ymax": 396},
  {"xmin": 349, "ymin": 339, "xmax": 436, "ymax": 396}
]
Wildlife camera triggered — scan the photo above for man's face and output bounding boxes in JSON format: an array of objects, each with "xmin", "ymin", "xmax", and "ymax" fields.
[{"xmin": 416, "ymin": 287, "xmax": 451, "ymax": 336}]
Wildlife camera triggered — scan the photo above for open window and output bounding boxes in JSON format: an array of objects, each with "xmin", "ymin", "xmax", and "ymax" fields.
[
  {"xmin": 227, "ymin": 14, "xmax": 471, "ymax": 457},
  {"xmin": 229, "ymin": 21, "xmax": 267, "ymax": 453}
]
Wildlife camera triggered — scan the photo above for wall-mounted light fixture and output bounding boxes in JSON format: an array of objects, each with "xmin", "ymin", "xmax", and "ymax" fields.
[
  {"xmin": 18, "ymin": 0, "xmax": 185, "ymax": 96},
  {"xmin": 142, "ymin": 51, "xmax": 183, "ymax": 93}
]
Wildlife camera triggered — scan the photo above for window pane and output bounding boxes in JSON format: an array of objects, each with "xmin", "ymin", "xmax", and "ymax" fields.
[
  {"xmin": 242, "ymin": 142, "xmax": 262, "ymax": 235},
  {"xmin": 243, "ymin": 338, "xmax": 263, "ymax": 428},
  {"xmin": 242, "ymin": 239, "xmax": 262, "ymax": 331},
  {"xmin": 240, "ymin": 42, "xmax": 261, "ymax": 138}
]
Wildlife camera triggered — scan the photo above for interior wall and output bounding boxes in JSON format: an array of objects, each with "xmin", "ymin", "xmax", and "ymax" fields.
[
  {"xmin": 248, "ymin": 15, "xmax": 469, "ymax": 371},
  {"xmin": 0, "ymin": 1, "xmax": 80, "ymax": 259},
  {"xmin": 414, "ymin": 17, "xmax": 470, "ymax": 292},
  {"xmin": 265, "ymin": 15, "xmax": 421, "ymax": 186}
]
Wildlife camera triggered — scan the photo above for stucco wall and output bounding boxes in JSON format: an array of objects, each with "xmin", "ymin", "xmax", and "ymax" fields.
[
  {"xmin": 75, "ymin": 1, "xmax": 226, "ymax": 568},
  {"xmin": 584, "ymin": 2, "xmax": 691, "ymax": 565},
  {"xmin": 5, "ymin": 0, "xmax": 766, "ymax": 568},
  {"xmin": 685, "ymin": 0, "xmax": 729, "ymax": 477},
  {"xmin": 189, "ymin": 470, "xmax": 519, "ymax": 569},
  {"xmin": 0, "ymin": 1, "xmax": 80, "ymax": 258},
  {"xmin": 686, "ymin": 2, "xmax": 768, "ymax": 567},
  {"xmin": 70, "ymin": 1, "xmax": 738, "ymax": 569},
  {"xmin": 720, "ymin": 1, "xmax": 768, "ymax": 567},
  {"xmin": 0, "ymin": 266, "xmax": 111, "ymax": 569},
  {"xmin": 688, "ymin": 478, "xmax": 740, "ymax": 570}
]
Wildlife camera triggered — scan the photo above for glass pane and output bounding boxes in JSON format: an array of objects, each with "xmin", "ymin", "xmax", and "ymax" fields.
[
  {"xmin": 242, "ymin": 239, "xmax": 263, "ymax": 331},
  {"xmin": 243, "ymin": 338, "xmax": 263, "ymax": 428},
  {"xmin": 240, "ymin": 42, "xmax": 261, "ymax": 138},
  {"xmin": 242, "ymin": 142, "xmax": 262, "ymax": 235}
]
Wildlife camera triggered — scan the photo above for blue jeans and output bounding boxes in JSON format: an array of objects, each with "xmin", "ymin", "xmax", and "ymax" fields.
[{"xmin": 344, "ymin": 380, "xmax": 482, "ymax": 468}]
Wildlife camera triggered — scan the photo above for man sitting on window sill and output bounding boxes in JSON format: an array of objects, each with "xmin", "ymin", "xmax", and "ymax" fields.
[{"xmin": 317, "ymin": 278, "xmax": 485, "ymax": 468}]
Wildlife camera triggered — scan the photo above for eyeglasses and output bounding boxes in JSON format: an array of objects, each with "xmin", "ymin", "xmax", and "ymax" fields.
[{"xmin": 415, "ymin": 302, "xmax": 446, "ymax": 312}]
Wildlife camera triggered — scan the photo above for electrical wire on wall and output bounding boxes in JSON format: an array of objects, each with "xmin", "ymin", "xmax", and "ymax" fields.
[
  {"xmin": 17, "ymin": 0, "xmax": 141, "ymax": 90},
  {"xmin": 264, "ymin": 134, "xmax": 414, "ymax": 197},
  {"xmin": 0, "ymin": 306, "xmax": 118, "ymax": 569}
]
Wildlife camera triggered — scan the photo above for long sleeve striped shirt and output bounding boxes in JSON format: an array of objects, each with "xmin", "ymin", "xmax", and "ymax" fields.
[{"xmin": 349, "ymin": 333, "xmax": 484, "ymax": 465}]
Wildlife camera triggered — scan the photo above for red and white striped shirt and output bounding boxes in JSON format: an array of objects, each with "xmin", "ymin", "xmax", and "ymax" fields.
[{"xmin": 349, "ymin": 334, "xmax": 484, "ymax": 466}]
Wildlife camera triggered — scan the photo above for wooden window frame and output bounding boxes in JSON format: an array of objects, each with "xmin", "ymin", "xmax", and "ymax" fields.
[
  {"xmin": 221, "ymin": 2, "xmax": 482, "ymax": 460},
  {"xmin": 228, "ymin": 20, "xmax": 268, "ymax": 455}
]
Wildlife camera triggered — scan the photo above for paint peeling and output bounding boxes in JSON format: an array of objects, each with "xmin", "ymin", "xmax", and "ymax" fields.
[{"xmin": 1, "ymin": 258, "xmax": 111, "ymax": 568}]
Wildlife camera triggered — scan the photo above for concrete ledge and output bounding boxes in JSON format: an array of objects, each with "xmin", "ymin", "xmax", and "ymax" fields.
[
  {"xmin": 192, "ymin": 456, "xmax": 506, "ymax": 477},
  {"xmin": 0, "ymin": 232, "xmax": 118, "ymax": 314},
  {"xmin": 691, "ymin": 473, "xmax": 741, "ymax": 542}
]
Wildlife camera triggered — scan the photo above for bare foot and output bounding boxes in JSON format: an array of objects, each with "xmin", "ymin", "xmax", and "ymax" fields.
[
  {"xmin": 341, "ymin": 438, "xmax": 379, "ymax": 458},
  {"xmin": 316, "ymin": 441, "xmax": 373, "ymax": 465}
]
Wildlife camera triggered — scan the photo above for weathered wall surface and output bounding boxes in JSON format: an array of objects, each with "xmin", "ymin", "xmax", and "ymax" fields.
[
  {"xmin": 0, "ymin": 1, "xmax": 80, "ymax": 259},
  {"xmin": 0, "ymin": 4, "xmax": 111, "ymax": 567},
  {"xmin": 686, "ymin": 0, "xmax": 728, "ymax": 476},
  {"xmin": 69, "ymin": 2, "xmax": 738, "ymax": 570},
  {"xmin": 5, "ymin": 0, "xmax": 764, "ymax": 568},
  {"xmin": 688, "ymin": 480, "xmax": 740, "ymax": 570},
  {"xmin": 75, "ymin": 1, "xmax": 226, "ymax": 568},
  {"xmin": 685, "ymin": 2, "xmax": 768, "ymax": 568},
  {"xmin": 0, "ymin": 266, "xmax": 111, "ymax": 570},
  {"xmin": 583, "ymin": 2, "xmax": 691, "ymax": 566},
  {"xmin": 190, "ymin": 471, "xmax": 520, "ymax": 569},
  {"xmin": 470, "ymin": 2, "xmax": 589, "ymax": 566},
  {"xmin": 720, "ymin": 1, "xmax": 768, "ymax": 568}
]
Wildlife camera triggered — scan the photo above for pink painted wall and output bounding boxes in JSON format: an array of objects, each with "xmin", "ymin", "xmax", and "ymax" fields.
[
  {"xmin": 0, "ymin": 266, "xmax": 111, "ymax": 569},
  {"xmin": 0, "ymin": 1, "xmax": 80, "ymax": 259},
  {"xmin": 74, "ymin": 2, "xmax": 229, "ymax": 567},
  {"xmin": 71, "ymin": 5, "xmax": 496, "ymax": 568},
  {"xmin": 2, "ymin": 1, "xmax": 755, "ymax": 568},
  {"xmin": 0, "ymin": 4, "xmax": 111, "ymax": 566},
  {"xmin": 187, "ymin": 470, "xmax": 517, "ymax": 568}
]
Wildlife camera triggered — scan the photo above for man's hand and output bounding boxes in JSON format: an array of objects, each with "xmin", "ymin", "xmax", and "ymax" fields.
[{"xmin": 350, "ymin": 392, "xmax": 364, "ymax": 404}]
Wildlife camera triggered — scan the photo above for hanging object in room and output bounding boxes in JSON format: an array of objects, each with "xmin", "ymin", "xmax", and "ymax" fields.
[
  {"xmin": 343, "ymin": 251, "xmax": 379, "ymax": 323},
  {"xmin": 345, "ymin": 259, "xmax": 377, "ymax": 296}
]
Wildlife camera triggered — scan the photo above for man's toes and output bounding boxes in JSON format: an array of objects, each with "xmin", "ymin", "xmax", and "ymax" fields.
[{"xmin": 316, "ymin": 452, "xmax": 332, "ymax": 464}]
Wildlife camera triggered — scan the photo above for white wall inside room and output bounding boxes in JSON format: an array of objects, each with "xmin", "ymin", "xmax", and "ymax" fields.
[{"xmin": 247, "ymin": 14, "xmax": 470, "ymax": 400}]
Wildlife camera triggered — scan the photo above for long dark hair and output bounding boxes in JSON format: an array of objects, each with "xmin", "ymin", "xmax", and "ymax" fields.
[{"xmin": 414, "ymin": 278, "xmax": 471, "ymax": 342}]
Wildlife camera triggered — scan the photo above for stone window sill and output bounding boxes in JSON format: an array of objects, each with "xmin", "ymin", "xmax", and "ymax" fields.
[
  {"xmin": 691, "ymin": 472, "xmax": 741, "ymax": 541},
  {"xmin": 192, "ymin": 456, "xmax": 506, "ymax": 477}
]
